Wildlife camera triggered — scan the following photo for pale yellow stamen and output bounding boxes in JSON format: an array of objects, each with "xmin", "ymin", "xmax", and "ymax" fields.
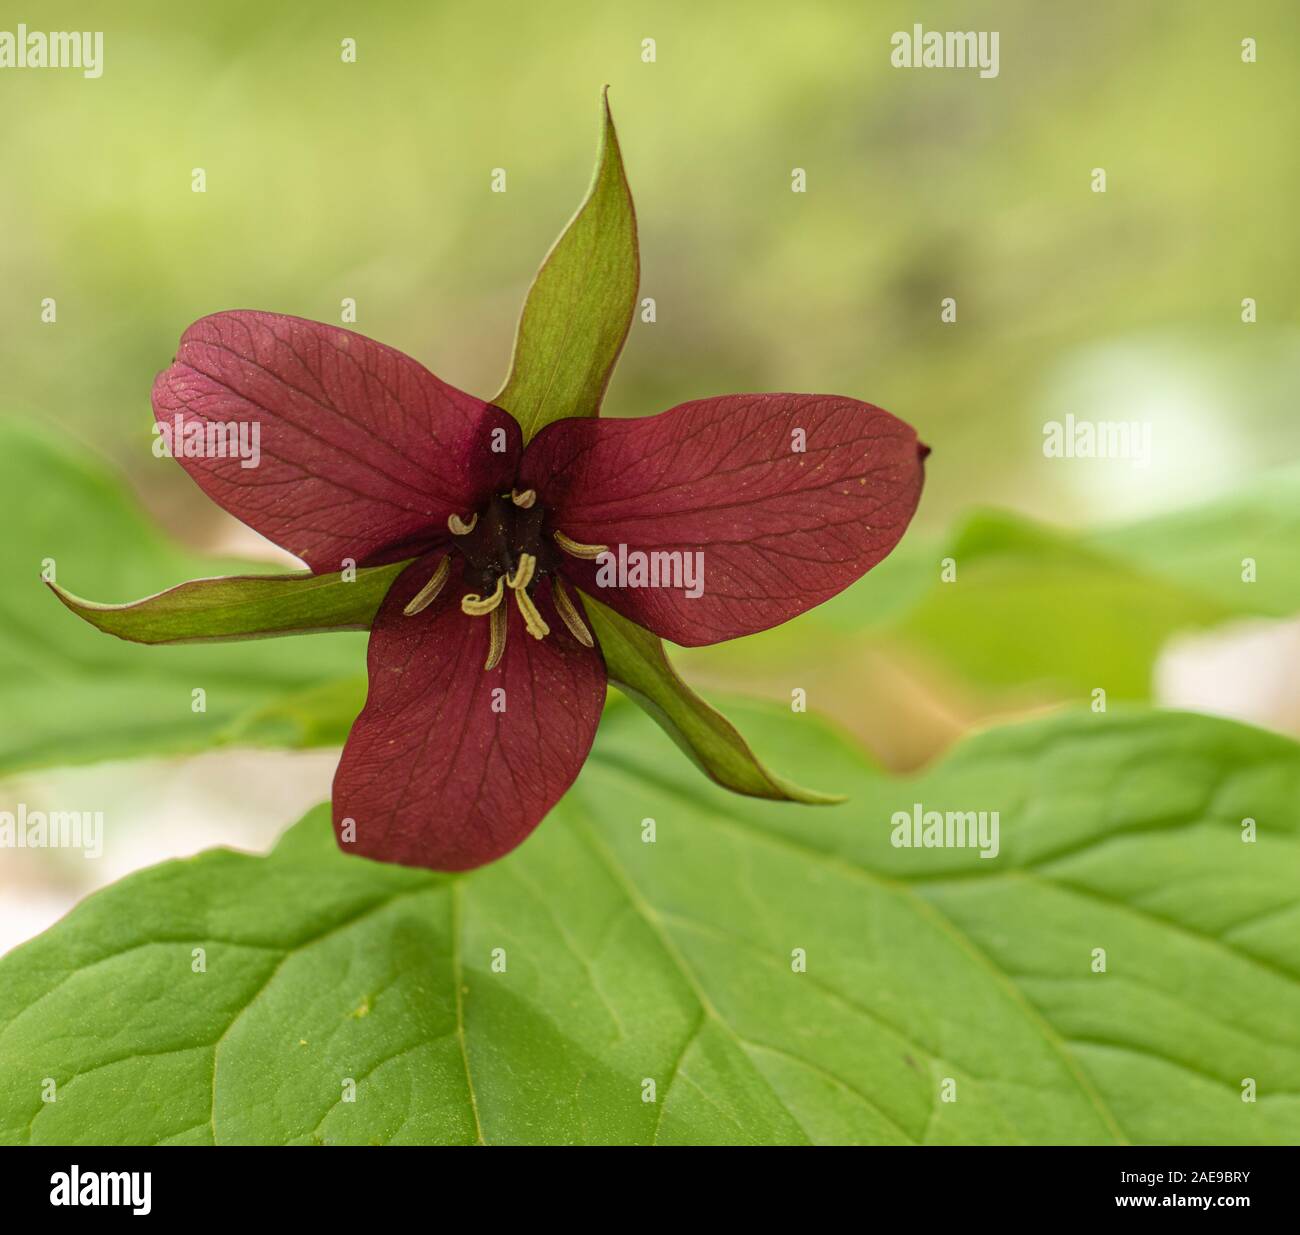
[
  {"xmin": 511, "ymin": 488, "xmax": 537, "ymax": 509},
  {"xmin": 465, "ymin": 551, "xmax": 555, "ymax": 658},
  {"xmin": 403, "ymin": 556, "xmax": 450, "ymax": 616},
  {"xmin": 461, "ymin": 575, "xmax": 505, "ymax": 616},
  {"xmin": 484, "ymin": 605, "xmax": 507, "ymax": 670},
  {"xmin": 554, "ymin": 530, "xmax": 608, "ymax": 560},
  {"xmin": 552, "ymin": 578, "xmax": 594, "ymax": 648},
  {"xmin": 505, "ymin": 552, "xmax": 536, "ymax": 592},
  {"xmin": 448, "ymin": 512, "xmax": 478, "ymax": 535},
  {"xmin": 514, "ymin": 585, "xmax": 550, "ymax": 640}
]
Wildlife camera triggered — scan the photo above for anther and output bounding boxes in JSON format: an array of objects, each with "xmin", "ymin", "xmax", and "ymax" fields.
[
  {"xmin": 514, "ymin": 585, "xmax": 550, "ymax": 640},
  {"xmin": 484, "ymin": 605, "xmax": 507, "ymax": 670},
  {"xmin": 553, "ymin": 578, "xmax": 594, "ymax": 648},
  {"xmin": 403, "ymin": 556, "xmax": 450, "ymax": 616},
  {"xmin": 554, "ymin": 530, "xmax": 608, "ymax": 560},
  {"xmin": 510, "ymin": 488, "xmax": 537, "ymax": 509},
  {"xmin": 461, "ymin": 575, "xmax": 505, "ymax": 616},
  {"xmin": 448, "ymin": 512, "xmax": 478, "ymax": 535}
]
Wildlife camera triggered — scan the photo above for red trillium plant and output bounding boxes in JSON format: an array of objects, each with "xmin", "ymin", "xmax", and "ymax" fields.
[{"xmin": 54, "ymin": 94, "xmax": 928, "ymax": 871}]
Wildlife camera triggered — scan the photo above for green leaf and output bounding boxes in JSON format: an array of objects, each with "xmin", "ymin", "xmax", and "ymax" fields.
[
  {"xmin": 0, "ymin": 421, "xmax": 368, "ymax": 775},
  {"xmin": 494, "ymin": 88, "xmax": 639, "ymax": 442},
  {"xmin": 1085, "ymin": 463, "xmax": 1300, "ymax": 618},
  {"xmin": 3, "ymin": 701, "xmax": 1297, "ymax": 1145},
  {"xmin": 50, "ymin": 563, "xmax": 406, "ymax": 645},
  {"xmin": 882, "ymin": 511, "xmax": 1232, "ymax": 698},
  {"xmin": 581, "ymin": 592, "xmax": 840, "ymax": 804}
]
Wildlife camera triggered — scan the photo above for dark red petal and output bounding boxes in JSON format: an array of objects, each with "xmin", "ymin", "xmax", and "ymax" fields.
[
  {"xmin": 332, "ymin": 557, "xmax": 607, "ymax": 871},
  {"xmin": 519, "ymin": 394, "xmax": 927, "ymax": 646},
  {"xmin": 152, "ymin": 312, "xmax": 520, "ymax": 571}
]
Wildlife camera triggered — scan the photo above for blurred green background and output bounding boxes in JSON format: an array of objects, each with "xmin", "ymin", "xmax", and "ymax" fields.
[
  {"xmin": 6, "ymin": 0, "xmax": 1299, "ymax": 524},
  {"xmin": 2, "ymin": 1, "xmax": 1299, "ymax": 945}
]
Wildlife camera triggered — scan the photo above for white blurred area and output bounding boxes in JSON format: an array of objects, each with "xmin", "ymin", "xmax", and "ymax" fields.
[
  {"xmin": 0, "ymin": 749, "xmax": 338, "ymax": 958},
  {"xmin": 1155, "ymin": 616, "xmax": 1300, "ymax": 736},
  {"xmin": 1034, "ymin": 338, "xmax": 1251, "ymax": 523}
]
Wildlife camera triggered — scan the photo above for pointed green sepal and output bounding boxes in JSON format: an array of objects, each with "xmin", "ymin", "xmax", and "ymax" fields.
[
  {"xmin": 49, "ymin": 561, "xmax": 409, "ymax": 645},
  {"xmin": 494, "ymin": 88, "xmax": 639, "ymax": 441}
]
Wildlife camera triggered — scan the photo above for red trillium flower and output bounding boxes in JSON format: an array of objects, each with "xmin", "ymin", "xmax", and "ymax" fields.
[
  {"xmin": 151, "ymin": 311, "xmax": 927, "ymax": 870},
  {"xmin": 55, "ymin": 96, "xmax": 928, "ymax": 874}
]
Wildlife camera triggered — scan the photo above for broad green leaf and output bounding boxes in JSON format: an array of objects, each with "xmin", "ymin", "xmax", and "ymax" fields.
[
  {"xmin": 50, "ymin": 563, "xmax": 406, "ymax": 645},
  {"xmin": 881, "ymin": 512, "xmax": 1232, "ymax": 697},
  {"xmin": 872, "ymin": 470, "xmax": 1300, "ymax": 701},
  {"xmin": 1086, "ymin": 463, "xmax": 1300, "ymax": 618},
  {"xmin": 494, "ymin": 89, "xmax": 639, "ymax": 441},
  {"xmin": 581, "ymin": 592, "xmax": 840, "ymax": 804},
  {"xmin": 3, "ymin": 702, "xmax": 1297, "ymax": 1145},
  {"xmin": 0, "ymin": 421, "xmax": 368, "ymax": 775}
]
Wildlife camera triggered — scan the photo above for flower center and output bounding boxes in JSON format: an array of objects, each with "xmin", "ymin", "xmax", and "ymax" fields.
[
  {"xmin": 452, "ymin": 490, "xmax": 559, "ymax": 601},
  {"xmin": 403, "ymin": 489, "xmax": 604, "ymax": 670}
]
